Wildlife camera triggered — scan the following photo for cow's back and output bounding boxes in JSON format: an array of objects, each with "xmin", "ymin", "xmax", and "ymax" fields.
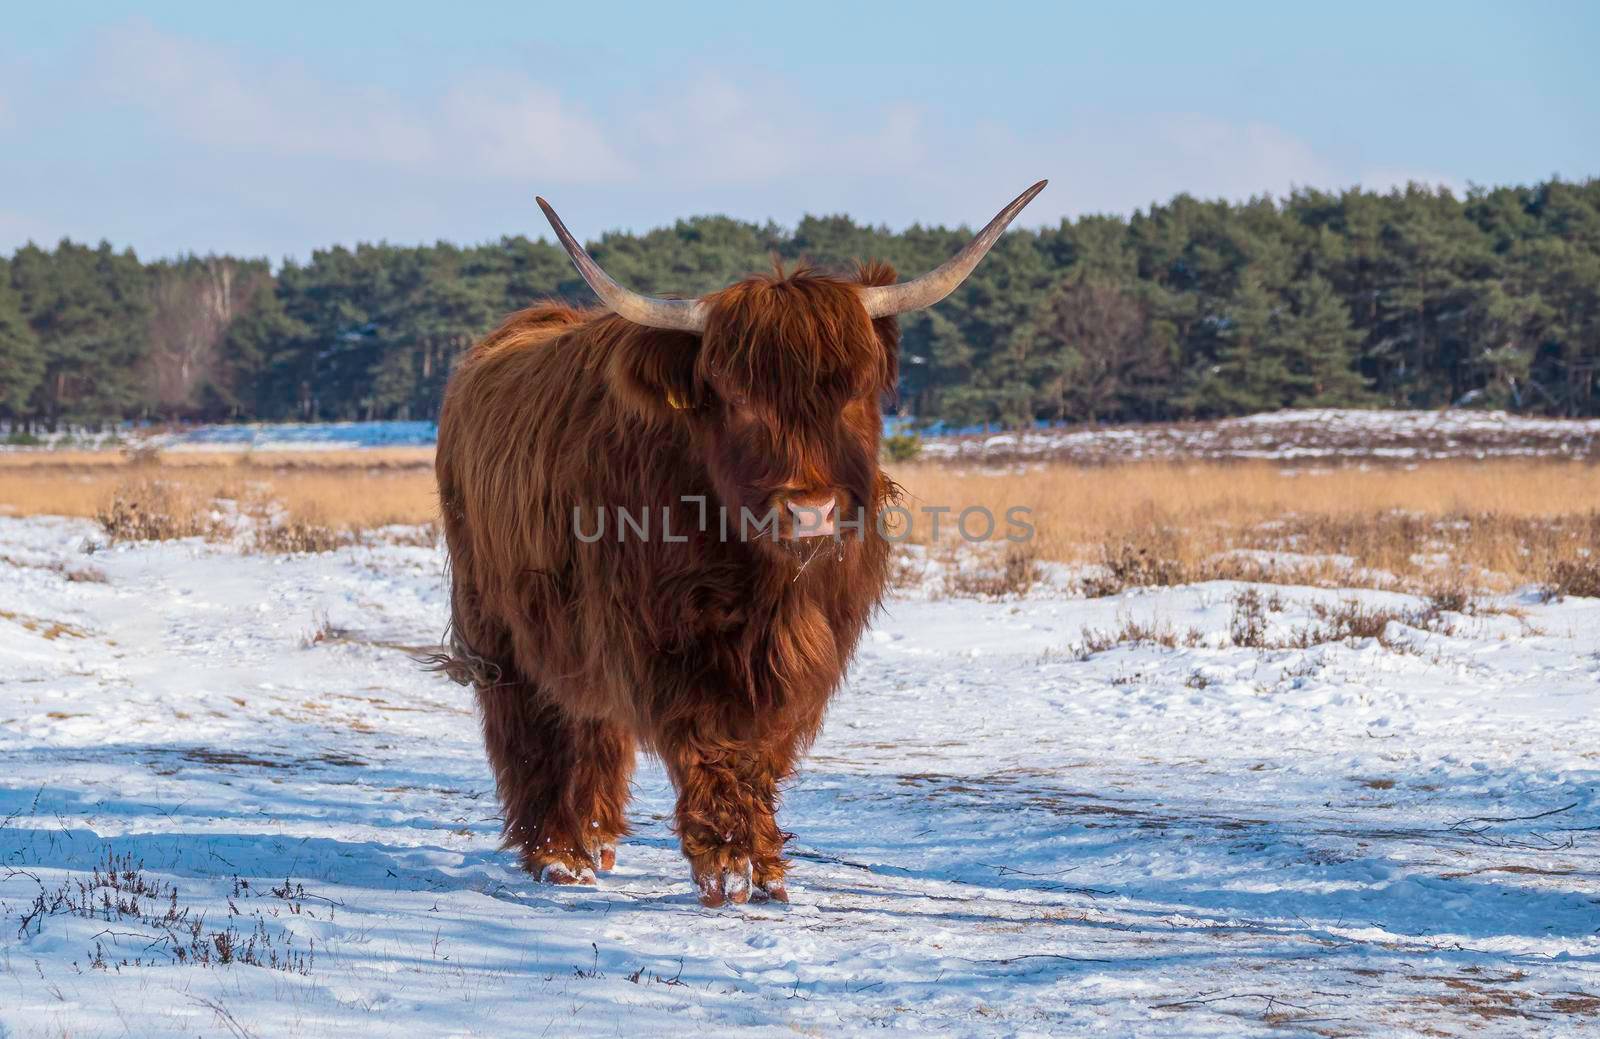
[{"xmin": 436, "ymin": 303, "xmax": 705, "ymax": 720}]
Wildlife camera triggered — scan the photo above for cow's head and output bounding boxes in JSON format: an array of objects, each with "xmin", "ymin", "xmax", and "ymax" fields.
[{"xmin": 537, "ymin": 182, "xmax": 1046, "ymax": 546}]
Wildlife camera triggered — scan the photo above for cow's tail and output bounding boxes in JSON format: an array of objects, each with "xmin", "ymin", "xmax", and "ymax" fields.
[{"xmin": 415, "ymin": 593, "xmax": 502, "ymax": 689}]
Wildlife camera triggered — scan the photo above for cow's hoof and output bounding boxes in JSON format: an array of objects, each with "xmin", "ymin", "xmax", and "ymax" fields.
[
  {"xmin": 537, "ymin": 860, "xmax": 596, "ymax": 886},
  {"xmin": 695, "ymin": 858, "xmax": 753, "ymax": 908},
  {"xmin": 597, "ymin": 844, "xmax": 617, "ymax": 872},
  {"xmin": 752, "ymin": 879, "xmax": 789, "ymax": 904}
]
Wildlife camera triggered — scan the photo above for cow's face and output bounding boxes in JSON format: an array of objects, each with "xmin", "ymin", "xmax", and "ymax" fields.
[
  {"xmin": 537, "ymin": 182, "xmax": 1044, "ymax": 549},
  {"xmin": 688, "ymin": 266, "xmax": 898, "ymax": 544}
]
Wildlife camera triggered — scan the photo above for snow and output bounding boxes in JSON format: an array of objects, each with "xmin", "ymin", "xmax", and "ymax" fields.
[
  {"xmin": 150, "ymin": 420, "xmax": 440, "ymax": 452},
  {"xmin": 0, "ymin": 421, "xmax": 440, "ymax": 454},
  {"xmin": 920, "ymin": 408, "xmax": 1600, "ymax": 463},
  {"xmin": 1, "ymin": 517, "xmax": 1598, "ymax": 1036},
  {"xmin": 13, "ymin": 407, "xmax": 1599, "ymax": 461}
]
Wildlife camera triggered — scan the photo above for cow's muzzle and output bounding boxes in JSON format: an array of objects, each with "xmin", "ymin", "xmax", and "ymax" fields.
[{"xmin": 783, "ymin": 492, "xmax": 838, "ymax": 538}]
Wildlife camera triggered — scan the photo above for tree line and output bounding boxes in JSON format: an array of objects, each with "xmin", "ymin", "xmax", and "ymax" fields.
[{"xmin": 2, "ymin": 177, "xmax": 1597, "ymax": 430}]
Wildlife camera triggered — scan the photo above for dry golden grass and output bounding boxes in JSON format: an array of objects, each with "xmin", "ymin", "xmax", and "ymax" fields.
[
  {"xmin": 1, "ymin": 448, "xmax": 1595, "ymax": 595},
  {"xmin": 889, "ymin": 459, "xmax": 1600, "ymax": 595},
  {"xmin": 0, "ymin": 446, "xmax": 434, "ymax": 472},
  {"xmin": 0, "ymin": 448, "xmax": 437, "ymax": 533}
]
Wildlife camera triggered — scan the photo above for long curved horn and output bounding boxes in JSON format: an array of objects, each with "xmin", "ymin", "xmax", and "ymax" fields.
[
  {"xmin": 858, "ymin": 180, "xmax": 1048, "ymax": 318},
  {"xmin": 536, "ymin": 197, "xmax": 708, "ymax": 332}
]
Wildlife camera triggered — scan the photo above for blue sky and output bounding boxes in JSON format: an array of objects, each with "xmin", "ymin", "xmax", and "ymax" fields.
[{"xmin": 2, "ymin": 1, "xmax": 1595, "ymax": 261}]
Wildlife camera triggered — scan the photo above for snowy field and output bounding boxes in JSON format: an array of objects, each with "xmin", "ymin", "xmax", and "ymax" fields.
[
  {"xmin": 922, "ymin": 408, "xmax": 1600, "ymax": 463},
  {"xmin": 1, "ymin": 517, "xmax": 1598, "ymax": 1036},
  {"xmin": 10, "ymin": 407, "xmax": 1599, "ymax": 462}
]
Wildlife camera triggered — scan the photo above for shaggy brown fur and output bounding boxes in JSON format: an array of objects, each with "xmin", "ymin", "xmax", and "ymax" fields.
[{"xmin": 435, "ymin": 263, "xmax": 899, "ymax": 905}]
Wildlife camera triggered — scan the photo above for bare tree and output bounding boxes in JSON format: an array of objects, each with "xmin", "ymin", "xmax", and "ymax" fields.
[
  {"xmin": 145, "ymin": 258, "xmax": 260, "ymax": 417},
  {"xmin": 1031, "ymin": 277, "xmax": 1168, "ymax": 423}
]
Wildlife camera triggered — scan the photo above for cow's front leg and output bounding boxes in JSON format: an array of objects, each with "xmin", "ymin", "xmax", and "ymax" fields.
[
  {"xmin": 478, "ymin": 680, "xmax": 635, "ymax": 884},
  {"xmin": 663, "ymin": 725, "xmax": 789, "ymax": 907},
  {"xmin": 746, "ymin": 735, "xmax": 802, "ymax": 904}
]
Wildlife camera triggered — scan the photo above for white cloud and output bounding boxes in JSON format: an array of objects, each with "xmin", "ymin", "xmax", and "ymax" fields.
[
  {"xmin": 621, "ymin": 74, "xmax": 934, "ymax": 191},
  {"xmin": 5, "ymin": 19, "xmax": 1461, "ymax": 258},
  {"xmin": 1140, "ymin": 116, "xmax": 1338, "ymax": 201},
  {"xmin": 438, "ymin": 76, "xmax": 631, "ymax": 182},
  {"xmin": 591, "ymin": 86, "xmax": 1350, "ymax": 230},
  {"xmin": 91, "ymin": 21, "xmax": 626, "ymax": 182},
  {"xmin": 94, "ymin": 23, "xmax": 425, "ymax": 165},
  {"xmin": 1355, "ymin": 168, "xmax": 1468, "ymax": 196}
]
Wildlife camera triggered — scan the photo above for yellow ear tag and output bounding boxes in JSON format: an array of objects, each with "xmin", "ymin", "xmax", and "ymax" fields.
[{"xmin": 665, "ymin": 388, "xmax": 691, "ymax": 410}]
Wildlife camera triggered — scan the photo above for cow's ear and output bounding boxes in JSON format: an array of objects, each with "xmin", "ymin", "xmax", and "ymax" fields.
[
  {"xmin": 605, "ymin": 330, "xmax": 704, "ymax": 423},
  {"xmin": 857, "ymin": 261, "xmax": 902, "ymax": 394}
]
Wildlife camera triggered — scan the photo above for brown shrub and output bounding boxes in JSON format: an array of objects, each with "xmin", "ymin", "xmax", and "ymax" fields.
[
  {"xmin": 1072, "ymin": 616, "xmax": 1204, "ymax": 658},
  {"xmin": 1078, "ymin": 590, "xmax": 1458, "ymax": 660},
  {"xmin": 1424, "ymin": 576, "xmax": 1480, "ymax": 615},
  {"xmin": 943, "ymin": 543, "xmax": 1042, "ymax": 599},
  {"xmin": 1542, "ymin": 557, "xmax": 1600, "ymax": 601},
  {"xmin": 1229, "ymin": 588, "xmax": 1270, "ymax": 648},
  {"xmin": 888, "ymin": 548, "xmax": 929, "ymax": 592},
  {"xmin": 1085, "ymin": 539, "xmax": 1190, "ymax": 597},
  {"xmin": 95, "ymin": 480, "xmax": 217, "ymax": 543},
  {"xmin": 371, "ymin": 522, "xmax": 441, "ymax": 548},
  {"xmin": 1296, "ymin": 598, "xmax": 1455, "ymax": 649},
  {"xmin": 256, "ymin": 521, "xmax": 350, "ymax": 554}
]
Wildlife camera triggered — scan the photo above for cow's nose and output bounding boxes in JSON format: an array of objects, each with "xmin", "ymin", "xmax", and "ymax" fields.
[{"xmin": 786, "ymin": 496, "xmax": 836, "ymax": 537}]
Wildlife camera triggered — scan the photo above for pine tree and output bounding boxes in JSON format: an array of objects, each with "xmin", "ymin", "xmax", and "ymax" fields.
[
  {"xmin": 219, "ymin": 276, "xmax": 309, "ymax": 419},
  {"xmin": 11, "ymin": 241, "xmax": 152, "ymax": 427},
  {"xmin": 1281, "ymin": 274, "xmax": 1370, "ymax": 405},
  {"xmin": 0, "ymin": 261, "xmax": 44, "ymax": 418},
  {"xmin": 1190, "ymin": 270, "xmax": 1288, "ymax": 415},
  {"xmin": 3, "ymin": 177, "xmax": 1600, "ymax": 424}
]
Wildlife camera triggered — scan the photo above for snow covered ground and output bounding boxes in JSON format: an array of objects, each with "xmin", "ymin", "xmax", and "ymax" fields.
[
  {"xmin": 921, "ymin": 408, "xmax": 1600, "ymax": 463},
  {"xmin": 1, "ymin": 516, "xmax": 1597, "ymax": 1036},
  {"xmin": 11, "ymin": 407, "xmax": 1599, "ymax": 461}
]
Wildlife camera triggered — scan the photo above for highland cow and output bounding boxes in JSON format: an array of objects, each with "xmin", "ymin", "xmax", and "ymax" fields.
[{"xmin": 434, "ymin": 181, "xmax": 1046, "ymax": 905}]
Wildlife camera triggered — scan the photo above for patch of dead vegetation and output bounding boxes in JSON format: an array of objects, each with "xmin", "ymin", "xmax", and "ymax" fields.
[
  {"xmin": 1070, "ymin": 617, "xmax": 1205, "ymax": 659},
  {"xmin": 1404, "ymin": 973, "xmax": 1550, "ymax": 1022},
  {"xmin": 11, "ymin": 848, "xmax": 319, "ymax": 975},
  {"xmin": 2, "ymin": 448, "xmax": 437, "ymax": 549},
  {"xmin": 1227, "ymin": 587, "xmax": 1458, "ymax": 653},
  {"xmin": 888, "ymin": 541, "xmax": 1044, "ymax": 600},
  {"xmin": 256, "ymin": 519, "xmax": 351, "ymax": 554},
  {"xmin": 95, "ymin": 479, "xmax": 220, "ymax": 543},
  {"xmin": 0, "ymin": 608, "xmax": 90, "ymax": 640},
  {"xmin": 85, "ymin": 473, "xmax": 432, "ymax": 555},
  {"xmin": 7, "ymin": 449, "xmax": 1600, "ymax": 599},
  {"xmin": 1072, "ymin": 587, "xmax": 1466, "ymax": 659},
  {"xmin": 892, "ymin": 459, "xmax": 1600, "ymax": 599},
  {"xmin": 1542, "ymin": 556, "xmax": 1600, "ymax": 601},
  {"xmin": 925, "ymin": 411, "xmax": 1600, "ymax": 465},
  {"xmin": 939, "ymin": 543, "xmax": 1042, "ymax": 599},
  {"xmin": 887, "ymin": 548, "xmax": 929, "ymax": 592},
  {"xmin": 178, "ymin": 747, "xmax": 367, "ymax": 770},
  {"xmin": 0, "ymin": 553, "xmax": 107, "ymax": 583}
]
